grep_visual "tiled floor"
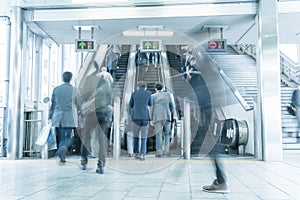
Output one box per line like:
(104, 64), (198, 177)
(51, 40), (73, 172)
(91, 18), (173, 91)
(0, 153), (300, 200)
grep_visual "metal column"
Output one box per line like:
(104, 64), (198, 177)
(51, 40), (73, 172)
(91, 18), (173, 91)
(183, 97), (191, 160)
(0, 16), (10, 157)
(113, 97), (121, 159)
(257, 1), (282, 161)
(7, 7), (24, 160)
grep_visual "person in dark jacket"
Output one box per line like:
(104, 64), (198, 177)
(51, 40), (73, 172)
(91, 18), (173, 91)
(129, 81), (152, 161)
(49, 71), (82, 163)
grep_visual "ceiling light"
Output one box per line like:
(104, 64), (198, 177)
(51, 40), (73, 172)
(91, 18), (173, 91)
(296, 32), (300, 37)
(72, 0), (128, 3)
(72, 25), (100, 31)
(137, 25), (164, 30)
(123, 30), (173, 37)
(202, 25), (229, 30)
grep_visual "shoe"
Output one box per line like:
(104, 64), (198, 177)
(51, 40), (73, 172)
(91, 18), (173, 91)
(128, 153), (134, 157)
(57, 146), (67, 162)
(80, 159), (87, 170)
(81, 164), (87, 170)
(139, 155), (145, 161)
(134, 154), (140, 159)
(96, 165), (104, 174)
(202, 179), (230, 193)
(96, 161), (105, 174)
(155, 154), (163, 158)
(59, 159), (66, 164)
(164, 153), (170, 157)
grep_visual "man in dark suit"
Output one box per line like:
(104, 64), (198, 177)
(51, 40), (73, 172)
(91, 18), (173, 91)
(150, 83), (175, 157)
(49, 71), (82, 163)
(129, 81), (152, 161)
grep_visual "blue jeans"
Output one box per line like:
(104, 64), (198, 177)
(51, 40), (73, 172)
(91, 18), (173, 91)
(154, 120), (171, 155)
(132, 120), (149, 155)
(56, 127), (74, 160)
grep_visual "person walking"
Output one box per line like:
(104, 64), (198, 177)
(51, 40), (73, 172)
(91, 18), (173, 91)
(292, 85), (300, 141)
(126, 105), (135, 157)
(150, 83), (175, 157)
(106, 44), (121, 81)
(80, 65), (113, 174)
(49, 71), (82, 163)
(202, 143), (230, 193)
(129, 81), (152, 161)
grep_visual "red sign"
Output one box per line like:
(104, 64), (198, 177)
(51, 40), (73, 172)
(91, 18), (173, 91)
(208, 41), (217, 49)
(207, 39), (227, 51)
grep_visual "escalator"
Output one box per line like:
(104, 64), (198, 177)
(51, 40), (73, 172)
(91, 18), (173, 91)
(135, 62), (163, 152)
(166, 45), (211, 155)
(112, 45), (131, 103)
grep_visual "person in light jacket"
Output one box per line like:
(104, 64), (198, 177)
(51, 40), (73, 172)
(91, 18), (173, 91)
(49, 71), (82, 163)
(150, 83), (175, 157)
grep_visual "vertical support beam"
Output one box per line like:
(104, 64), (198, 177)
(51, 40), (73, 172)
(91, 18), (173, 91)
(257, 1), (282, 161)
(7, 7), (24, 159)
(0, 16), (10, 157)
(184, 97), (191, 160)
(33, 36), (43, 104)
(113, 97), (121, 159)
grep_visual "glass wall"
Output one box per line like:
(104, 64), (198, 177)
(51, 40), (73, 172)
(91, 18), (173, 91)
(279, 44), (299, 64)
(0, 17), (10, 157)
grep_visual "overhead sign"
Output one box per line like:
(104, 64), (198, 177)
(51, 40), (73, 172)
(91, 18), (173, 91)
(207, 39), (227, 52)
(140, 39), (162, 52)
(75, 39), (96, 52)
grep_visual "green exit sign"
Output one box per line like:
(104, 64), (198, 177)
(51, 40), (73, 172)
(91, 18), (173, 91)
(140, 39), (162, 52)
(75, 39), (96, 52)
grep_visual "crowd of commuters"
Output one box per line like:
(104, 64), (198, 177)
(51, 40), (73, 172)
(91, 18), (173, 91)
(47, 45), (230, 193)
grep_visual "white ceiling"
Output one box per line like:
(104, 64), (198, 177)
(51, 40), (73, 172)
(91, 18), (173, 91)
(13, 0), (300, 45)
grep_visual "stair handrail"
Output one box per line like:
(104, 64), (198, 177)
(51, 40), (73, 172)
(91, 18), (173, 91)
(280, 52), (299, 84)
(120, 45), (137, 124)
(234, 44), (300, 85)
(191, 45), (252, 111)
(160, 50), (182, 120)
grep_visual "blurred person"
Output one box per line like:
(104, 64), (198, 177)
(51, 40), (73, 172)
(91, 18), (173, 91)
(106, 44), (121, 80)
(292, 85), (300, 141)
(126, 105), (135, 157)
(129, 81), (152, 161)
(80, 65), (113, 174)
(202, 142), (230, 193)
(150, 83), (175, 157)
(49, 71), (82, 163)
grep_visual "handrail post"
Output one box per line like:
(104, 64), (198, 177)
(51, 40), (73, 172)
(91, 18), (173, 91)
(113, 97), (121, 159)
(183, 97), (191, 160)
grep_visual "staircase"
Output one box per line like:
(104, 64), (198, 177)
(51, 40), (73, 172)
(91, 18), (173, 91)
(166, 45), (203, 154)
(209, 45), (300, 150)
(281, 85), (300, 150)
(135, 62), (163, 152)
(208, 46), (257, 108)
(136, 63), (162, 93)
(113, 45), (130, 101)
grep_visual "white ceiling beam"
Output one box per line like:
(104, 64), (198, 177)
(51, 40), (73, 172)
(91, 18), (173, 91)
(25, 2), (257, 22)
(278, 1), (300, 14)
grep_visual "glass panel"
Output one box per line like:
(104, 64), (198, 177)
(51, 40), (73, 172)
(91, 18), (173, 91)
(279, 44), (298, 63)
(25, 31), (34, 100)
